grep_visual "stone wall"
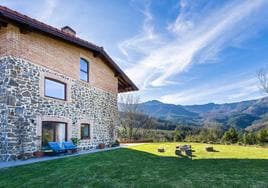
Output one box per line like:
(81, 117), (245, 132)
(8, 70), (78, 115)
(0, 56), (118, 161)
(0, 62), (8, 161)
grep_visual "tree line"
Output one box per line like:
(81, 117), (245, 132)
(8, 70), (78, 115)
(173, 126), (268, 145)
(118, 95), (268, 146)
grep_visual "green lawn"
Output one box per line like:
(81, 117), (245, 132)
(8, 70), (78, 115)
(0, 143), (268, 188)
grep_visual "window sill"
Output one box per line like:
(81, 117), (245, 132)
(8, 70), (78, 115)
(44, 95), (66, 101)
(79, 79), (91, 85)
(80, 138), (91, 141)
(42, 95), (72, 103)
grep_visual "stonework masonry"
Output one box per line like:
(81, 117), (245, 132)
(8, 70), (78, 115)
(0, 56), (118, 161)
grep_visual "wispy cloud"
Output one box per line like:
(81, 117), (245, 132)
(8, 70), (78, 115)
(118, 1), (162, 61)
(38, 0), (59, 21)
(120, 0), (267, 90)
(160, 76), (264, 105)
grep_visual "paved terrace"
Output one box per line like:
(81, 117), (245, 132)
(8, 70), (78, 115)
(0, 143), (144, 169)
(0, 147), (121, 169)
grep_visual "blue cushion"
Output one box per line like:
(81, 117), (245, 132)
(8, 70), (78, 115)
(63, 141), (77, 150)
(48, 142), (65, 152)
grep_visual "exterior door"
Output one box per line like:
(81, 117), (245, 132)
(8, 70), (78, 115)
(42, 121), (67, 147)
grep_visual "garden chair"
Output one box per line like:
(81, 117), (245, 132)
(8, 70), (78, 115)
(185, 149), (192, 159)
(63, 141), (78, 153)
(48, 142), (66, 155)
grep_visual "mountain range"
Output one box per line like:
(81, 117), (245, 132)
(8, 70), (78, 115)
(138, 97), (268, 131)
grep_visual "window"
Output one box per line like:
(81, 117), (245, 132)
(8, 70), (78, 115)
(81, 124), (90, 139)
(42, 121), (67, 147)
(44, 78), (66, 100)
(80, 58), (89, 82)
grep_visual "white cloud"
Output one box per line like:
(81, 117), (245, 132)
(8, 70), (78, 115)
(38, 0), (59, 21)
(120, 0), (266, 90)
(160, 77), (264, 105)
(118, 2), (161, 60)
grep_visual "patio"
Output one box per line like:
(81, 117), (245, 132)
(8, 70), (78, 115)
(0, 146), (120, 169)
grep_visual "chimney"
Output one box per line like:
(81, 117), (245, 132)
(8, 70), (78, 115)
(61, 26), (76, 36)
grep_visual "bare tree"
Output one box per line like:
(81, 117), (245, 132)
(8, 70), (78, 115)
(257, 68), (268, 95)
(119, 94), (155, 141)
(107, 101), (120, 143)
(107, 116), (118, 143)
(139, 116), (156, 139)
(119, 94), (140, 141)
(132, 113), (155, 140)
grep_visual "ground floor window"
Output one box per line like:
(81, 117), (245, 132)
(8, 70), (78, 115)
(81, 124), (90, 140)
(42, 121), (67, 147)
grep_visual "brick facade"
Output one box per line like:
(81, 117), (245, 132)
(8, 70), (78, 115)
(0, 24), (118, 93)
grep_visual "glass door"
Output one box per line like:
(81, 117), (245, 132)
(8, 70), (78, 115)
(42, 121), (67, 147)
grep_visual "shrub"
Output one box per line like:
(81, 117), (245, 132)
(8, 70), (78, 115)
(257, 129), (268, 145)
(222, 127), (238, 144)
(173, 130), (183, 142)
(112, 140), (120, 147)
(243, 132), (257, 145)
(71, 138), (79, 146)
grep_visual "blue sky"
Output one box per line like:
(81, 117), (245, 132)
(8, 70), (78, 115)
(2, 0), (268, 105)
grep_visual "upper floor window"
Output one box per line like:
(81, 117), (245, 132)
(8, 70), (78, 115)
(80, 58), (89, 82)
(44, 78), (66, 100)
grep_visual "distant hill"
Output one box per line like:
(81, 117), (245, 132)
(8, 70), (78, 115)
(141, 100), (198, 118)
(135, 97), (268, 131)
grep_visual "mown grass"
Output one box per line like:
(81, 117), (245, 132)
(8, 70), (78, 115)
(0, 143), (267, 188)
(129, 142), (268, 159)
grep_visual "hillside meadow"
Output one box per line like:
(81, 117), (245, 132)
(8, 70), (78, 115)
(0, 143), (267, 188)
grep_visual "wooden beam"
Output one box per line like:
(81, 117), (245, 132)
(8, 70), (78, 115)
(0, 19), (8, 30)
(118, 76), (129, 87)
(19, 24), (32, 34)
(0, 21), (7, 27)
(93, 51), (101, 58)
(118, 82), (125, 89)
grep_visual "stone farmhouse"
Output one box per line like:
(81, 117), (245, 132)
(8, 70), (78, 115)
(0, 6), (138, 161)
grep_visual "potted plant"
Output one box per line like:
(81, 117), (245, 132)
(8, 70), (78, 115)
(33, 149), (44, 158)
(71, 137), (79, 146)
(33, 137), (44, 158)
(99, 143), (105, 149)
